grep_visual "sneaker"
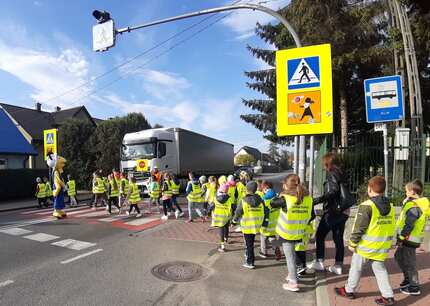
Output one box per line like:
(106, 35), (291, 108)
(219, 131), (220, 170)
(218, 244), (226, 253)
(234, 226), (242, 233)
(175, 210), (180, 219)
(400, 286), (421, 296)
(186, 219), (194, 223)
(399, 279), (410, 289)
(374, 297), (395, 306)
(242, 263), (255, 269)
(179, 212), (185, 218)
(297, 266), (307, 275)
(282, 281), (299, 292)
(126, 211), (130, 215)
(161, 215), (168, 221)
(334, 287), (355, 300)
(167, 211), (172, 217)
(258, 252), (268, 259)
(307, 260), (325, 271)
(327, 265), (342, 275)
(136, 213), (142, 218)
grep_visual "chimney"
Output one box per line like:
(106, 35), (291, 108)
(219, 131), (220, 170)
(35, 102), (41, 111)
(55, 106), (61, 112)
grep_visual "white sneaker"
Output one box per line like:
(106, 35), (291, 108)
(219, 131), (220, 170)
(136, 213), (142, 218)
(327, 265), (342, 275)
(167, 211), (172, 217)
(307, 260), (325, 271)
(179, 212), (185, 218)
(161, 215), (168, 221)
(126, 211), (130, 216)
(175, 210), (180, 219)
(234, 226), (242, 233)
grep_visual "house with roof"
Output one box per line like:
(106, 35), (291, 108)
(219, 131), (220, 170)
(0, 102), (100, 169)
(234, 146), (275, 167)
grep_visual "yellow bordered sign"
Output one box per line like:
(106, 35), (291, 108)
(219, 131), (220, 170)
(276, 44), (333, 136)
(43, 128), (58, 159)
(136, 159), (149, 172)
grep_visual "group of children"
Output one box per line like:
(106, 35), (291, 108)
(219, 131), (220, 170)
(35, 175), (77, 208)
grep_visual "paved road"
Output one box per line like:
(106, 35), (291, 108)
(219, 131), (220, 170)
(0, 172), (316, 306)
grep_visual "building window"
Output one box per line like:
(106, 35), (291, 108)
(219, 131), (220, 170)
(0, 159), (7, 170)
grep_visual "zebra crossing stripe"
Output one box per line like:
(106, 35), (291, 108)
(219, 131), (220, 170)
(0, 227), (33, 236)
(23, 233), (60, 242)
(66, 208), (95, 216)
(60, 248), (103, 264)
(98, 215), (128, 222)
(78, 211), (109, 218)
(0, 217), (55, 231)
(34, 206), (86, 216)
(51, 239), (96, 250)
(125, 217), (159, 226)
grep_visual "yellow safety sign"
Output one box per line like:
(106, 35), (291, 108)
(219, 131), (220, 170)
(135, 159), (149, 172)
(276, 44), (333, 136)
(43, 129), (58, 159)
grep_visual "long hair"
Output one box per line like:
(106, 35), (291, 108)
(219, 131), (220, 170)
(322, 152), (341, 172)
(282, 173), (308, 204)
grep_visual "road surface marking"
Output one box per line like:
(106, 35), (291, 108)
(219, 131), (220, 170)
(78, 210), (108, 218)
(22, 208), (52, 215)
(0, 227), (33, 236)
(0, 217), (55, 230)
(0, 280), (14, 288)
(23, 233), (60, 242)
(51, 239), (96, 250)
(125, 217), (159, 226)
(66, 208), (95, 216)
(98, 215), (128, 222)
(60, 248), (103, 264)
(34, 206), (87, 215)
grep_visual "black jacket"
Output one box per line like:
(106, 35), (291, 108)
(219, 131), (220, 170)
(313, 168), (344, 215)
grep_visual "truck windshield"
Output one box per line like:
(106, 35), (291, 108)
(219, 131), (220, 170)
(121, 143), (155, 160)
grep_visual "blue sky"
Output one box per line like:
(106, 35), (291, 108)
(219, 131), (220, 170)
(0, 0), (290, 152)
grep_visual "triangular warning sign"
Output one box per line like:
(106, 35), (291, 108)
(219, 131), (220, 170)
(46, 133), (54, 144)
(289, 58), (319, 86)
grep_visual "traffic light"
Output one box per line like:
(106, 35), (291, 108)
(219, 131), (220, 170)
(92, 10), (111, 23)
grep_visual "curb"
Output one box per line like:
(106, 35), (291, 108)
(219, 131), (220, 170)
(315, 272), (331, 306)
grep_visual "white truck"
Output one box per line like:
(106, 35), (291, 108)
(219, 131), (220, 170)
(120, 127), (234, 193)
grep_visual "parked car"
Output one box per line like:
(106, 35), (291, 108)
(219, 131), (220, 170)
(234, 166), (254, 180)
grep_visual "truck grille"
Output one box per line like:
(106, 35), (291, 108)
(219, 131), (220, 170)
(132, 171), (150, 181)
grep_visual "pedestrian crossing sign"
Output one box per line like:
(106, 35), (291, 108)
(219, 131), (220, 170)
(43, 129), (58, 159)
(287, 56), (320, 90)
(276, 44), (333, 136)
(136, 159), (149, 172)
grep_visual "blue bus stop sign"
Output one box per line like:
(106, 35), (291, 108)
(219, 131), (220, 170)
(364, 75), (404, 123)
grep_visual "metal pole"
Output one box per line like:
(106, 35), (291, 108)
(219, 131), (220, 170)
(309, 135), (315, 196)
(298, 135), (306, 182)
(294, 136), (299, 174)
(383, 124), (389, 196)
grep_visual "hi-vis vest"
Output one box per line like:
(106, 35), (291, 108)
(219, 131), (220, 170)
(45, 183), (53, 197)
(256, 190), (264, 199)
(128, 183), (141, 204)
(121, 178), (129, 195)
(94, 178), (106, 194)
(415, 197), (430, 217)
(236, 182), (246, 202)
(356, 200), (395, 261)
(397, 200), (427, 245)
(240, 198), (264, 234)
(162, 181), (173, 198)
(260, 197), (280, 237)
(170, 181), (180, 195)
(149, 181), (160, 199)
(187, 182), (204, 203)
(212, 196), (234, 227)
(67, 180), (76, 197)
(295, 221), (315, 251)
(37, 183), (46, 198)
(206, 183), (217, 204)
(276, 195), (312, 241)
(109, 179), (119, 197)
(228, 186), (236, 202)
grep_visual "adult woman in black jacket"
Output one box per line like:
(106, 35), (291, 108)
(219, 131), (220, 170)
(309, 153), (349, 275)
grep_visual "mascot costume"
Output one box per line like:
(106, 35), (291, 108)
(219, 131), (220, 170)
(46, 153), (67, 219)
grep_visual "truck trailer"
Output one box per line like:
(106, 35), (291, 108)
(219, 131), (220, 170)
(120, 127), (234, 192)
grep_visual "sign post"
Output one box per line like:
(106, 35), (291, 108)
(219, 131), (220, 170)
(364, 75), (404, 196)
(43, 129), (58, 159)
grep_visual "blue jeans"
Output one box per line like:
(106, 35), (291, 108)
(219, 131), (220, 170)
(188, 201), (202, 220)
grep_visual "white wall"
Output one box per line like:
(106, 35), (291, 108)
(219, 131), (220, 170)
(0, 155), (27, 169)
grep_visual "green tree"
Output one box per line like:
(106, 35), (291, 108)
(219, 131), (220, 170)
(241, 0), (389, 146)
(268, 142), (280, 162)
(235, 154), (256, 166)
(58, 118), (96, 188)
(90, 113), (151, 174)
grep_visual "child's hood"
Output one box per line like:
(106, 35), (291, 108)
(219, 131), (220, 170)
(370, 195), (391, 216)
(216, 193), (230, 203)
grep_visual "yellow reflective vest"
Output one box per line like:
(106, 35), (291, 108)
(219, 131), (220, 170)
(36, 183), (46, 198)
(121, 178), (129, 195)
(240, 198), (264, 234)
(67, 180), (76, 197)
(149, 181), (160, 199)
(276, 195), (312, 241)
(128, 183), (141, 204)
(94, 177), (106, 194)
(45, 183), (53, 197)
(260, 197), (280, 237)
(109, 179), (119, 198)
(236, 181), (247, 203)
(187, 182), (204, 203)
(162, 181), (173, 199)
(397, 199), (427, 245)
(206, 182), (217, 204)
(356, 200), (395, 261)
(170, 180), (180, 195)
(212, 196), (234, 227)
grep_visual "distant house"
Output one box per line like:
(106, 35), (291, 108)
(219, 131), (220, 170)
(0, 102), (100, 169)
(234, 146), (274, 167)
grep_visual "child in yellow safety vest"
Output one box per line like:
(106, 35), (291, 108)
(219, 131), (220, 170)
(270, 174), (312, 292)
(258, 181), (282, 260)
(170, 174), (184, 219)
(335, 176), (395, 306)
(43, 176), (53, 206)
(35, 177), (47, 208)
(186, 172), (205, 223)
(119, 172), (129, 208)
(205, 176), (218, 208)
(107, 174), (121, 214)
(208, 183), (234, 252)
(127, 177), (142, 217)
(67, 175), (78, 207)
(148, 173), (161, 214)
(92, 172), (107, 209)
(394, 179), (429, 296)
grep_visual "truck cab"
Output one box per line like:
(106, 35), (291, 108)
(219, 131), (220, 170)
(120, 128), (178, 193)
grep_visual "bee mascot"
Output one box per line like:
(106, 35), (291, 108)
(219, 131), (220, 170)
(46, 153), (67, 219)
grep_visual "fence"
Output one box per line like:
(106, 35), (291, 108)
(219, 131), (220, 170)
(0, 169), (49, 201)
(314, 133), (430, 202)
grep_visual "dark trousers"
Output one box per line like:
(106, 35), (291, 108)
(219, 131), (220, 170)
(171, 196), (182, 213)
(37, 198), (46, 207)
(162, 199), (173, 216)
(296, 250), (307, 267)
(219, 222), (230, 243)
(316, 215), (346, 264)
(244, 233), (256, 265)
(395, 244), (419, 287)
(108, 196), (120, 213)
(129, 204), (140, 214)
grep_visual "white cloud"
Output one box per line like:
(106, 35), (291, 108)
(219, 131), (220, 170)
(201, 99), (237, 131)
(222, 0), (290, 40)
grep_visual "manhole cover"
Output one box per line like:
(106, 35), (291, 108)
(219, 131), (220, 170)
(151, 261), (207, 282)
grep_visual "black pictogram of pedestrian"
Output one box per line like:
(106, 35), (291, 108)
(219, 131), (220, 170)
(299, 63), (311, 83)
(300, 97), (314, 121)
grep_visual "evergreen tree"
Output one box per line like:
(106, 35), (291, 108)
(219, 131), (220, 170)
(268, 142), (280, 162)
